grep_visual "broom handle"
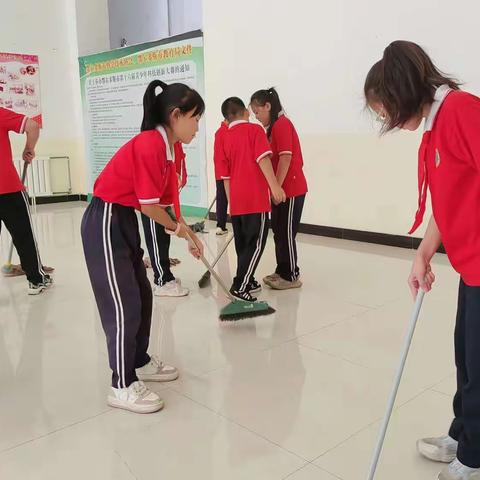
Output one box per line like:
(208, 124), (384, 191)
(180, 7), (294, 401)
(210, 234), (233, 270)
(366, 289), (425, 480)
(203, 196), (217, 221)
(185, 230), (236, 301)
(7, 163), (29, 263)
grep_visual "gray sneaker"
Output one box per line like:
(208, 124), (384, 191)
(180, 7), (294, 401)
(263, 273), (280, 285)
(438, 459), (480, 479)
(418, 435), (458, 463)
(266, 276), (303, 290)
(136, 355), (179, 382)
(108, 381), (164, 414)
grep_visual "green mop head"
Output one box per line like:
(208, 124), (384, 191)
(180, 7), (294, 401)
(219, 300), (275, 321)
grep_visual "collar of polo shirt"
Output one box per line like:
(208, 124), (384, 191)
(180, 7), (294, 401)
(424, 84), (453, 132)
(228, 120), (248, 129)
(156, 125), (174, 161)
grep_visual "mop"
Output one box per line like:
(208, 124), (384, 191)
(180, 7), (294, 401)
(189, 196), (216, 233)
(198, 234), (234, 288)
(366, 290), (426, 479)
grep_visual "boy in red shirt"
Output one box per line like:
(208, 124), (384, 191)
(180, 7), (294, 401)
(217, 97), (286, 302)
(0, 107), (52, 294)
(365, 41), (480, 479)
(213, 119), (229, 235)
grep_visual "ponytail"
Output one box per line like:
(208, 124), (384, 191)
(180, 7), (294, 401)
(141, 79), (205, 132)
(250, 86), (284, 137)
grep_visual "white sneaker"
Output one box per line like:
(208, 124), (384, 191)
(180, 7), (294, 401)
(418, 435), (458, 463)
(154, 280), (189, 297)
(107, 381), (164, 414)
(137, 355), (179, 382)
(216, 227), (228, 236)
(28, 275), (54, 295)
(438, 459), (480, 479)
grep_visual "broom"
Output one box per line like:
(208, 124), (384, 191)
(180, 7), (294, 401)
(194, 243), (275, 321)
(189, 196), (216, 233)
(165, 206), (274, 321)
(198, 234), (234, 288)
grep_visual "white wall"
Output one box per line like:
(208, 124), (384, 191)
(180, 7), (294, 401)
(0, 0), (87, 194)
(76, 0), (110, 56)
(203, 0), (480, 236)
(108, 0), (169, 49)
(169, 0), (203, 36)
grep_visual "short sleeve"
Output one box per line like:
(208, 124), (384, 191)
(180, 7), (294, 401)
(133, 134), (167, 205)
(0, 107), (27, 133)
(272, 118), (293, 155)
(452, 96), (480, 171)
(253, 126), (273, 163)
(214, 130), (230, 178)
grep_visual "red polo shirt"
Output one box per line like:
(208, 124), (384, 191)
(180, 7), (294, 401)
(213, 121), (228, 181)
(0, 108), (27, 194)
(94, 126), (176, 213)
(270, 115), (308, 198)
(219, 121), (272, 216)
(409, 86), (480, 286)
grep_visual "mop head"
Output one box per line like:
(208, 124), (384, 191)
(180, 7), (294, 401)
(189, 221), (206, 233)
(2, 264), (54, 277)
(2, 263), (24, 277)
(198, 270), (211, 288)
(219, 300), (275, 321)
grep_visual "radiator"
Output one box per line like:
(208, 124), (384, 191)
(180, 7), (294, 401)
(13, 156), (71, 197)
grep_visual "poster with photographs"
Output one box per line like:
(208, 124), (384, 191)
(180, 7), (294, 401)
(0, 52), (42, 127)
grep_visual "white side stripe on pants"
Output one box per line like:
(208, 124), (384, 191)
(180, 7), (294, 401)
(149, 218), (164, 286)
(102, 203), (126, 389)
(239, 212), (266, 293)
(20, 190), (46, 281)
(287, 197), (296, 281)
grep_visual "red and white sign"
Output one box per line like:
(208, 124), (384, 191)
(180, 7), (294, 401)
(0, 52), (42, 126)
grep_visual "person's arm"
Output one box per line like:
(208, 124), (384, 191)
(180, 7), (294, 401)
(140, 205), (203, 258)
(223, 178), (230, 203)
(258, 155), (286, 205)
(408, 215), (442, 298)
(276, 153), (292, 186)
(23, 119), (40, 163)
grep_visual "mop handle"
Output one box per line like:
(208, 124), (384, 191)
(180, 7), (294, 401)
(366, 289), (425, 480)
(7, 163), (29, 263)
(209, 234), (234, 270)
(203, 196), (217, 221)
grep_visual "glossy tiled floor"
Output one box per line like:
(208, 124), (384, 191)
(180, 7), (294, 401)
(0, 202), (459, 479)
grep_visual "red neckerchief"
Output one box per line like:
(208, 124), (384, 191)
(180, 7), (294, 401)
(408, 131), (430, 234)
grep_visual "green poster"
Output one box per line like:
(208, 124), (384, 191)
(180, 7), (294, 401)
(78, 31), (206, 213)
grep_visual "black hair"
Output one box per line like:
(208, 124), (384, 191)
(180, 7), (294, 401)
(141, 80), (205, 131)
(221, 97), (247, 122)
(364, 40), (460, 133)
(250, 87), (283, 137)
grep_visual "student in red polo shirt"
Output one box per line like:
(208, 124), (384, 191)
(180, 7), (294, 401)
(250, 88), (308, 290)
(218, 97), (286, 302)
(0, 108), (52, 294)
(81, 80), (204, 414)
(141, 140), (190, 297)
(213, 118), (229, 235)
(365, 40), (480, 480)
